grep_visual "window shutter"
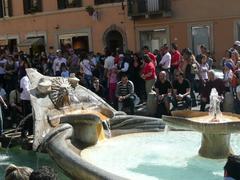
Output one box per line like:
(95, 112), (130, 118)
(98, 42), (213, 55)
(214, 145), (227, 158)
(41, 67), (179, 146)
(8, 0), (13, 16)
(37, 0), (42, 11)
(23, 0), (30, 14)
(75, 0), (81, 7)
(0, 1), (3, 18)
(58, 0), (66, 9)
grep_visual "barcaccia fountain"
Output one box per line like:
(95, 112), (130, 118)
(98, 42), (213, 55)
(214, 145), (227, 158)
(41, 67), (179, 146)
(26, 68), (164, 179)
(24, 68), (240, 179)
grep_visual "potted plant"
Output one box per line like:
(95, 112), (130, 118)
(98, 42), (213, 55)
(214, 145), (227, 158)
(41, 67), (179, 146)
(85, 5), (95, 16)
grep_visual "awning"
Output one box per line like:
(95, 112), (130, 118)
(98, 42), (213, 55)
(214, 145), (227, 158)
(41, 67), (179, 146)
(0, 39), (8, 46)
(18, 38), (44, 47)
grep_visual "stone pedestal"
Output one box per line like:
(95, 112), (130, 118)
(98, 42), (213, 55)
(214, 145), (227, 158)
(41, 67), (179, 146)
(147, 91), (157, 116)
(199, 133), (232, 159)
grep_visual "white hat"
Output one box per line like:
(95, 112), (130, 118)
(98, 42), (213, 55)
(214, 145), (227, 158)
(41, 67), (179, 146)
(119, 54), (124, 58)
(234, 41), (240, 46)
(56, 49), (62, 53)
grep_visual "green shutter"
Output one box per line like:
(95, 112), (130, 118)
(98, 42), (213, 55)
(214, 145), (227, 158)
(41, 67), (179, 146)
(75, 0), (81, 7)
(0, 1), (3, 18)
(23, 0), (30, 14)
(8, 0), (13, 16)
(58, 0), (66, 9)
(37, 0), (42, 12)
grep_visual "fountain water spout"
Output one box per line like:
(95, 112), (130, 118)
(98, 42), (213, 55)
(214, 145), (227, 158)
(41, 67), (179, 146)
(209, 88), (222, 122)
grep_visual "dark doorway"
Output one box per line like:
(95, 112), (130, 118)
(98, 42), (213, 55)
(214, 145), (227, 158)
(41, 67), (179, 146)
(8, 39), (17, 53)
(105, 30), (123, 53)
(72, 36), (89, 54)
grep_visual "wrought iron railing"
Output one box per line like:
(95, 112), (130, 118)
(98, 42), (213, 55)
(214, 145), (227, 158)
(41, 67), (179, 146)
(128, 0), (171, 17)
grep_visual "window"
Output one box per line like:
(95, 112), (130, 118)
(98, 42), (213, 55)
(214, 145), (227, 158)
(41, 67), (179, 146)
(95, 0), (123, 5)
(140, 28), (169, 51)
(191, 25), (211, 55)
(0, 0), (13, 18)
(236, 22), (240, 41)
(23, 0), (42, 14)
(57, 0), (81, 9)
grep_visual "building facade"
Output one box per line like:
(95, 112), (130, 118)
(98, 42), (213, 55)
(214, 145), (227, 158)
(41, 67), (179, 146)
(0, 0), (240, 62)
(0, 0), (135, 54)
(129, 0), (240, 62)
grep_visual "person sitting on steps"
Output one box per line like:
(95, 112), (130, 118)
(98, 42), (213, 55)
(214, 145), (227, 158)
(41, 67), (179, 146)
(154, 71), (172, 117)
(116, 73), (135, 115)
(172, 72), (192, 110)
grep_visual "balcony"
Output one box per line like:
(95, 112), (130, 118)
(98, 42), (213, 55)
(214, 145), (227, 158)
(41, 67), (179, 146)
(94, 0), (123, 5)
(128, 0), (171, 18)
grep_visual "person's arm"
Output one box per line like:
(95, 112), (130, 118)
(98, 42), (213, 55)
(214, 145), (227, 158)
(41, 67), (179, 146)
(52, 59), (56, 75)
(182, 88), (191, 97)
(115, 83), (120, 99)
(0, 96), (7, 109)
(237, 89), (240, 101)
(120, 62), (129, 72)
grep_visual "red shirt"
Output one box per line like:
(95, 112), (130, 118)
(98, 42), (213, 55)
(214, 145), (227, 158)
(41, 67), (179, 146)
(143, 62), (156, 80)
(146, 52), (157, 66)
(171, 50), (181, 68)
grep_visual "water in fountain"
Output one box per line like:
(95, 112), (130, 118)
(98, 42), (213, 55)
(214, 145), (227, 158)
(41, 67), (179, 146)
(102, 120), (111, 138)
(5, 113), (32, 154)
(209, 88), (222, 122)
(82, 131), (240, 180)
(0, 147), (69, 179)
(164, 125), (169, 135)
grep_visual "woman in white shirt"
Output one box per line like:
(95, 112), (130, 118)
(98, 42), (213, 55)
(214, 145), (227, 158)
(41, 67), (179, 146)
(80, 54), (93, 89)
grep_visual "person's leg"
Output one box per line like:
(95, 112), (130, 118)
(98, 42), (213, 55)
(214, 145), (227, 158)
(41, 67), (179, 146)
(200, 100), (207, 112)
(122, 98), (135, 115)
(183, 95), (192, 109)
(171, 96), (178, 110)
(0, 107), (3, 135)
(163, 96), (171, 115)
(118, 101), (123, 111)
(21, 100), (33, 137)
(145, 79), (156, 97)
(234, 99), (240, 114)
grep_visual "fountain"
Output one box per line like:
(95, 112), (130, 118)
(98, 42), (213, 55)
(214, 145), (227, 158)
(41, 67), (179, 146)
(162, 88), (240, 159)
(14, 68), (240, 179)
(25, 68), (164, 179)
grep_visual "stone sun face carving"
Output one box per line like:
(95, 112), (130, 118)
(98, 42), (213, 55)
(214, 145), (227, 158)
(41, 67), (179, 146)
(49, 77), (73, 109)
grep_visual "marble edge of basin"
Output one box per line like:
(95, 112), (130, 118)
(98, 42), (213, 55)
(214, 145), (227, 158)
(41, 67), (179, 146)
(162, 110), (240, 134)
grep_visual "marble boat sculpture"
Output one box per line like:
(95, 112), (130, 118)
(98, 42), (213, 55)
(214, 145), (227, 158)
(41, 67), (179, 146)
(26, 68), (164, 179)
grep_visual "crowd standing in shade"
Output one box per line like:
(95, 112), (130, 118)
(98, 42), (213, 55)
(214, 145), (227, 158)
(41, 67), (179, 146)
(0, 41), (240, 136)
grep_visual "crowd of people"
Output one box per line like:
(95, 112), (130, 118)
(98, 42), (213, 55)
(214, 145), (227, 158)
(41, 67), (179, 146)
(0, 40), (240, 136)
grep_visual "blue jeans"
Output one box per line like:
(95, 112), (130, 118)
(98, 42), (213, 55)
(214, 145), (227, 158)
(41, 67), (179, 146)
(84, 74), (92, 89)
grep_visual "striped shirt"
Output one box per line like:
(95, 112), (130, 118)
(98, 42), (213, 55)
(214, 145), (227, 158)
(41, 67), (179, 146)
(116, 80), (134, 97)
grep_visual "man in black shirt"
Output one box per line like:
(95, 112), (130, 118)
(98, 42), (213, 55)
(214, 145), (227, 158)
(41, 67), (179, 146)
(155, 71), (172, 117)
(172, 72), (192, 110)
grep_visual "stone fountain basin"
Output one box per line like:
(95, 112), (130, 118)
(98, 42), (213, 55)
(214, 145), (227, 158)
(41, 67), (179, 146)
(163, 110), (240, 159)
(163, 111), (240, 134)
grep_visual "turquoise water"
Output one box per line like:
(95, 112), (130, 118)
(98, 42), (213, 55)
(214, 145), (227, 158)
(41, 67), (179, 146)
(0, 147), (70, 180)
(82, 131), (240, 180)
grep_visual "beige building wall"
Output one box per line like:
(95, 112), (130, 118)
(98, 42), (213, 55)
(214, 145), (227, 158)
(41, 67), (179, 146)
(134, 0), (240, 61)
(0, 1), (135, 53)
(1, 0), (240, 61)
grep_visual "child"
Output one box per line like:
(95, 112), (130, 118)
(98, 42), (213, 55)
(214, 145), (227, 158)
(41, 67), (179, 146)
(108, 64), (118, 107)
(60, 63), (69, 78)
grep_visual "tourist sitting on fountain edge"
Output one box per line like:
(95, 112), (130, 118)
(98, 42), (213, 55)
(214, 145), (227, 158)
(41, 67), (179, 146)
(172, 72), (192, 110)
(200, 70), (225, 112)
